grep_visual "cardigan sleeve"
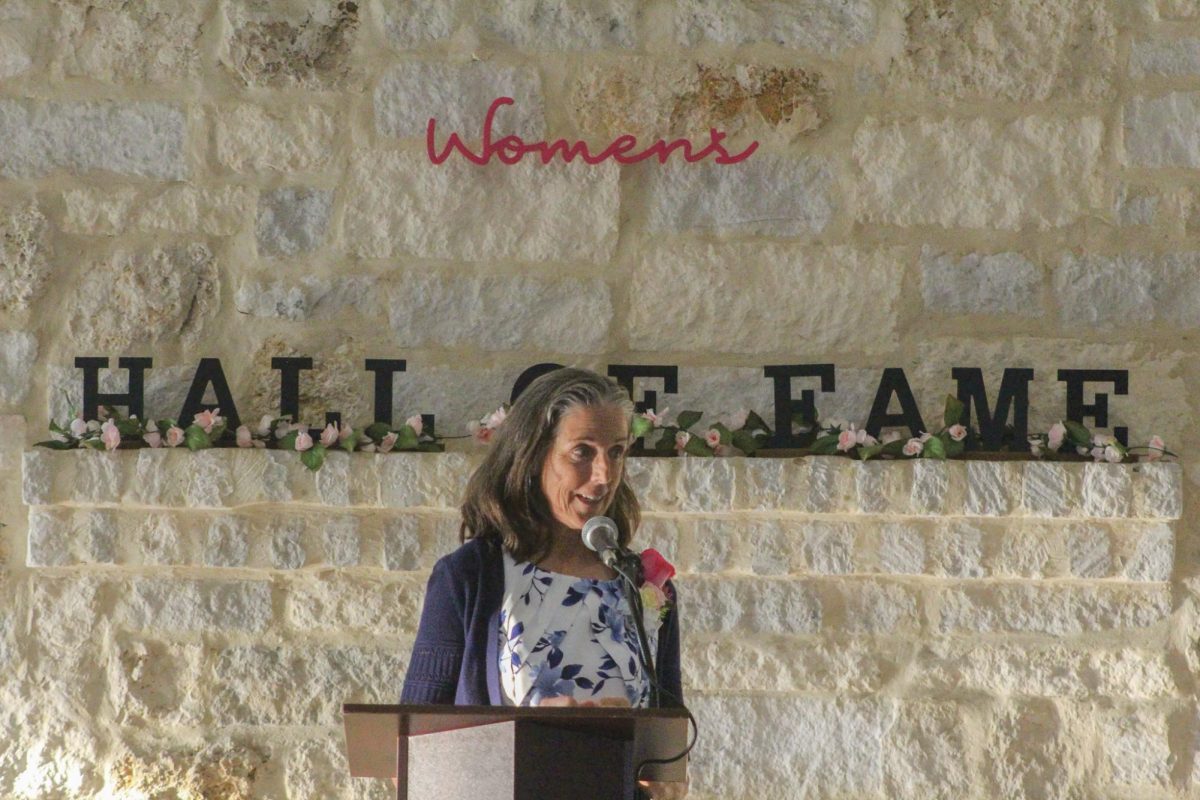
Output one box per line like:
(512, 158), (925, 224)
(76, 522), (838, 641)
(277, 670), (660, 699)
(655, 579), (683, 707)
(401, 555), (467, 704)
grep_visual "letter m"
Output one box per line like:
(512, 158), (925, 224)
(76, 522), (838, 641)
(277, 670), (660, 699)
(951, 367), (1035, 451)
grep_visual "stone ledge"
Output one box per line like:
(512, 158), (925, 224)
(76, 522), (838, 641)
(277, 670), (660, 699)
(21, 450), (1183, 520)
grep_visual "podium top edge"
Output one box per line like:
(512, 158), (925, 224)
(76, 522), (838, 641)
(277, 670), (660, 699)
(343, 703), (689, 719)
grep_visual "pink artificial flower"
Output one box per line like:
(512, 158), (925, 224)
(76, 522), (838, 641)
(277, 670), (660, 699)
(903, 438), (924, 457)
(641, 548), (676, 589)
(837, 429), (857, 452)
(379, 431), (399, 453)
(70, 416), (88, 437)
(642, 407), (669, 427)
(1047, 422), (1066, 450)
(319, 423), (338, 447)
(674, 430), (691, 451)
(705, 428), (721, 448)
(236, 425), (254, 448)
(1028, 439), (1042, 458)
(97, 405), (109, 421)
(338, 421), (354, 442)
(469, 420), (493, 445)
(274, 421), (292, 439)
(257, 414), (275, 437)
(142, 429), (161, 448)
(193, 408), (221, 434)
(855, 428), (878, 447)
(405, 415), (423, 436)
(1104, 445), (1123, 464)
(100, 420), (121, 451)
(1147, 435), (1166, 462)
(294, 430), (313, 452)
(486, 406), (507, 429)
(947, 424), (967, 442)
(166, 426), (185, 447)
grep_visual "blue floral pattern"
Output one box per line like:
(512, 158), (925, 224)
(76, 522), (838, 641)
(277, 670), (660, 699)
(498, 551), (657, 707)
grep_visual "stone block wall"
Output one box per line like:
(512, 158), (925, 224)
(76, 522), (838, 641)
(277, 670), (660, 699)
(1, 0), (1199, 798)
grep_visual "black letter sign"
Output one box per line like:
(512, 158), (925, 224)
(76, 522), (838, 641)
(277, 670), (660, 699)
(951, 367), (1034, 451)
(178, 358), (240, 430)
(76, 356), (152, 420)
(1058, 369), (1129, 446)
(364, 359), (407, 426)
(865, 368), (925, 439)
(763, 364), (835, 448)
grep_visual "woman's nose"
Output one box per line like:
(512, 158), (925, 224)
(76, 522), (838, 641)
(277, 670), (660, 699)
(591, 455), (611, 485)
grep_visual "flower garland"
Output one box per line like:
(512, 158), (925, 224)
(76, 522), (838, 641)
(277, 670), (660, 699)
(37, 406), (443, 471)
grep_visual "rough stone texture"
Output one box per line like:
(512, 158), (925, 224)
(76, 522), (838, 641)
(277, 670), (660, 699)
(1022, 461), (1071, 517)
(256, 187), (333, 257)
(643, 154), (834, 236)
(215, 104), (335, 173)
(1055, 252), (1200, 328)
(205, 516), (249, 567)
(965, 461), (1015, 516)
(1135, 462), (1182, 518)
(1124, 93), (1200, 167)
(886, 0), (1116, 102)
(220, 0), (359, 89)
(0, 201), (49, 311)
(0, 100), (186, 178)
(684, 577), (821, 635)
(62, 185), (255, 236)
(386, 272), (612, 353)
(65, 243), (218, 349)
(321, 516), (359, 566)
(920, 247), (1043, 316)
(380, 0), (454, 46)
(572, 62), (829, 143)
(986, 699), (1093, 799)
(375, 61), (543, 140)
(853, 116), (1104, 229)
(475, 0), (638, 49)
(674, 0), (876, 54)
(629, 243), (902, 354)
(50, 0), (205, 83)
(1131, 37), (1200, 77)
(0, 330), (36, 406)
(1066, 525), (1111, 578)
(0, 31), (30, 77)
(287, 574), (422, 635)
(938, 584), (1171, 635)
(1102, 710), (1172, 787)
(1082, 463), (1132, 518)
(46, 364), (195, 429)
(234, 275), (380, 320)
(884, 703), (971, 800)
(1123, 524), (1174, 582)
(344, 150), (619, 263)
(118, 579), (272, 633)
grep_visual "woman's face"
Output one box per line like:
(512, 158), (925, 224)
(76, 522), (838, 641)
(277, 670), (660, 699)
(540, 404), (629, 533)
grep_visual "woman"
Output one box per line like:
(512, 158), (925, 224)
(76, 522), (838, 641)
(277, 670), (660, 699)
(401, 367), (682, 709)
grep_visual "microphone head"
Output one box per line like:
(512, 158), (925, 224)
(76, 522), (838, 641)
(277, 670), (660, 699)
(581, 516), (619, 553)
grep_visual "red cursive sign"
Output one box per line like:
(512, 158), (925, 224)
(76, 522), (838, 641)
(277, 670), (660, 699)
(427, 97), (758, 167)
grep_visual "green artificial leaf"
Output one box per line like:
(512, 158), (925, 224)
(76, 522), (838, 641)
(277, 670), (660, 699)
(1064, 420), (1091, 447)
(676, 410), (702, 431)
(881, 439), (907, 457)
(209, 422), (227, 442)
(745, 410), (772, 434)
(791, 409), (814, 432)
(184, 424), (211, 451)
(301, 444), (326, 472)
(340, 431), (361, 453)
(710, 422), (732, 445)
(116, 418), (142, 437)
(48, 420), (67, 435)
(101, 405), (121, 421)
(82, 438), (107, 451)
(731, 429), (761, 455)
(684, 436), (712, 457)
(943, 394), (965, 429)
(859, 444), (884, 461)
(654, 428), (678, 453)
(924, 436), (947, 460)
(811, 434), (840, 455)
(365, 422), (391, 442)
(278, 431), (299, 451)
(944, 437), (965, 458)
(395, 425), (420, 450)
(630, 415), (653, 441)
(34, 440), (76, 450)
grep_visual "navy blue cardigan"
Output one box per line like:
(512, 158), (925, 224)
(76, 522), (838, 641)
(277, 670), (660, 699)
(401, 537), (683, 706)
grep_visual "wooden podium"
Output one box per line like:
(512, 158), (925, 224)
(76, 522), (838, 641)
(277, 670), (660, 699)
(343, 703), (689, 800)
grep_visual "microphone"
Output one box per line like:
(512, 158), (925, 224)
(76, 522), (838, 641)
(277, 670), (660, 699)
(581, 515), (622, 569)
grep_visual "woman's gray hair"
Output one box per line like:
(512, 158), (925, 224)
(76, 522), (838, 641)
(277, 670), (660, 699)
(460, 367), (640, 562)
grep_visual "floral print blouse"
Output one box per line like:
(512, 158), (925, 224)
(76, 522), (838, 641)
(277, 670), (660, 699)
(498, 551), (657, 707)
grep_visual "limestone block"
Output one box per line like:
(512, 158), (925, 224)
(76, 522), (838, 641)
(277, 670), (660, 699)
(920, 247), (1043, 316)
(1124, 93), (1200, 167)
(806, 456), (855, 513)
(387, 272), (612, 353)
(910, 459), (949, 514)
(744, 520), (793, 576)
(381, 0), (454, 46)
(136, 513), (183, 566)
(683, 576), (821, 635)
(0, 31), (29, 77)
(1102, 710), (1172, 787)
(683, 637), (882, 693)
(211, 644), (405, 726)
(840, 581), (921, 634)
(118, 578), (272, 633)
(269, 516), (306, 570)
(690, 519), (735, 573)
(256, 186), (332, 257)
(884, 703), (971, 800)
(286, 574), (424, 635)
(635, 516), (682, 567)
(1114, 183), (1161, 226)
(624, 457), (680, 513)
(28, 576), (101, 657)
(1081, 463), (1132, 518)
(0, 200), (48, 311)
(1131, 37), (1200, 77)
(0, 100), (185, 178)
(220, 0), (359, 89)
(107, 637), (205, 726)
(965, 461), (1016, 516)
(84, 509), (117, 563)
(929, 522), (985, 578)
(853, 116), (1104, 229)
(322, 516), (360, 567)
(886, 0), (1115, 102)
(643, 155), (834, 236)
(802, 520), (854, 575)
(65, 243), (217, 349)
(985, 699), (1094, 799)
(63, 185), (255, 236)
(204, 515), (248, 567)
(382, 515), (423, 571)
(678, 457), (735, 512)
(344, 150), (618, 263)
(1065, 524), (1112, 578)
(47, 364), (195, 425)
(215, 103), (334, 173)
(375, 61), (542, 140)
(854, 459), (907, 514)
(475, 0), (637, 48)
(1022, 461), (1072, 517)
(234, 275), (381, 320)
(108, 740), (267, 800)
(72, 451), (123, 504)
(314, 451), (350, 506)
(27, 507), (70, 567)
(182, 450), (235, 508)
(1122, 524), (1174, 582)
(21, 449), (50, 506)
(1133, 462), (1182, 518)
(50, 0), (204, 83)
(380, 452), (469, 509)
(1055, 253), (1200, 328)
(937, 584), (1170, 635)
(740, 457), (806, 511)
(674, 0), (876, 53)
(629, 244), (902, 355)
(878, 523), (926, 575)
(284, 735), (364, 800)
(688, 695), (887, 797)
